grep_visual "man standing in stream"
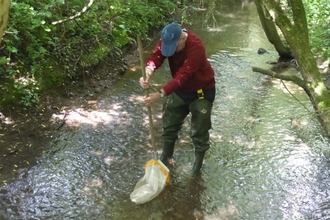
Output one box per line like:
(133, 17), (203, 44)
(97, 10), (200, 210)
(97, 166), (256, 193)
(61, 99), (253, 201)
(139, 22), (216, 176)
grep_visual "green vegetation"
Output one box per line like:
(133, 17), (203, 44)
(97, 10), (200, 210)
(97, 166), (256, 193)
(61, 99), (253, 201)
(0, 0), (185, 107)
(304, 0), (330, 58)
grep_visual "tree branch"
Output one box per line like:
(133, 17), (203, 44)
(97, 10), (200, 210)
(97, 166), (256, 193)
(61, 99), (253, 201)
(51, 0), (94, 25)
(252, 66), (308, 90)
(254, 0), (292, 57)
(261, 0), (294, 34)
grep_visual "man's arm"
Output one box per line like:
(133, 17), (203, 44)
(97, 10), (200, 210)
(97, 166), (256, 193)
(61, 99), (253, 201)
(145, 39), (166, 72)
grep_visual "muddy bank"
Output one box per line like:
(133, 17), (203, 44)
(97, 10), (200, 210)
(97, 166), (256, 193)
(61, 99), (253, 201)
(0, 47), (140, 185)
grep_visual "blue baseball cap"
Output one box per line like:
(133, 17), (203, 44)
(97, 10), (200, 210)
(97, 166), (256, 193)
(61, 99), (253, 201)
(161, 22), (182, 57)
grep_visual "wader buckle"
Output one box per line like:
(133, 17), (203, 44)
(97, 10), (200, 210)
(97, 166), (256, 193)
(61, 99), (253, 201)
(197, 89), (204, 99)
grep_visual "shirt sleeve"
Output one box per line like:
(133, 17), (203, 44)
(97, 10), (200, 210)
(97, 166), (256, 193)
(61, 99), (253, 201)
(145, 39), (166, 71)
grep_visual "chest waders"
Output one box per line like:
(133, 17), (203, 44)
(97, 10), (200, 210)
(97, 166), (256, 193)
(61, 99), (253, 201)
(160, 90), (213, 175)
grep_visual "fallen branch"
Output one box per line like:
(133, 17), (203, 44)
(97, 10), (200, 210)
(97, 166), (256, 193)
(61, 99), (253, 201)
(56, 113), (67, 130)
(252, 66), (308, 90)
(52, 0), (94, 25)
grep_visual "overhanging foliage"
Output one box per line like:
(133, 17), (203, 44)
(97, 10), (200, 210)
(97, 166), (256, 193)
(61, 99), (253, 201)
(0, 0), (180, 107)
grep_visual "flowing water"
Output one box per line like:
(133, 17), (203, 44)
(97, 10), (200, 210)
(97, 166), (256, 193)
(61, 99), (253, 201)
(1, 1), (330, 220)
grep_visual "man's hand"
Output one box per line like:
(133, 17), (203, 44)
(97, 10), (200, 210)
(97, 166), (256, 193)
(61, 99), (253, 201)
(139, 77), (150, 89)
(143, 92), (161, 106)
(139, 67), (154, 89)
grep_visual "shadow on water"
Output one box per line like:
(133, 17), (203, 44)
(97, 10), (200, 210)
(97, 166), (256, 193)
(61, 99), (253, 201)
(1, 1), (330, 219)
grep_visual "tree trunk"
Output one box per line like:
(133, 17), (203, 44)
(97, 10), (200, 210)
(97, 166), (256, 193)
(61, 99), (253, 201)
(253, 0), (330, 136)
(0, 0), (11, 46)
(254, 0), (292, 58)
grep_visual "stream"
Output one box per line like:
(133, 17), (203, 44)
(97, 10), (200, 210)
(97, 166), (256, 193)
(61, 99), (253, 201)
(1, 1), (330, 220)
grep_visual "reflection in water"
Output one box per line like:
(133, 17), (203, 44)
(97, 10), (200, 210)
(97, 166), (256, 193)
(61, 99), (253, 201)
(1, 1), (330, 220)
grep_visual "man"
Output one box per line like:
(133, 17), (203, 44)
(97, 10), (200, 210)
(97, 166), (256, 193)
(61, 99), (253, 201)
(139, 22), (215, 176)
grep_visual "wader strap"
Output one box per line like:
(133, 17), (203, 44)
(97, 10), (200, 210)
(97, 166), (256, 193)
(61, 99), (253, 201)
(197, 89), (204, 99)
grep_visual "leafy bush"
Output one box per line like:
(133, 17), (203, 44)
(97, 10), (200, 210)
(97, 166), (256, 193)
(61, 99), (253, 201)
(0, 0), (180, 107)
(304, 0), (330, 58)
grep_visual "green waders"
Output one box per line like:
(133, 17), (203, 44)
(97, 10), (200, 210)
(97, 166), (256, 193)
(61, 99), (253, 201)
(161, 92), (213, 175)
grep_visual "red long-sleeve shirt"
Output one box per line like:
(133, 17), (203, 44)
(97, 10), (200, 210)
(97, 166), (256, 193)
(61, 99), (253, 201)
(146, 29), (215, 96)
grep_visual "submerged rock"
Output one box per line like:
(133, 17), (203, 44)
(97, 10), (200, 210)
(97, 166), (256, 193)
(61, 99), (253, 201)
(257, 48), (269, 54)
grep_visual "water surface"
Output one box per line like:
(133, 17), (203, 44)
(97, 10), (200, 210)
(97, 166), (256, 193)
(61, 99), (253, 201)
(1, 1), (330, 220)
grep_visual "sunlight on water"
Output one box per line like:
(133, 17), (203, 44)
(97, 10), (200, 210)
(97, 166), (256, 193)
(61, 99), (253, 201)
(1, 1), (330, 220)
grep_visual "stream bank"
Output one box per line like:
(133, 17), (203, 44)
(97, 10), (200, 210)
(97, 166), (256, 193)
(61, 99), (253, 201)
(0, 46), (141, 185)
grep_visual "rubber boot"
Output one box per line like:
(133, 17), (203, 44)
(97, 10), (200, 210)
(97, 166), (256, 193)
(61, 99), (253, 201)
(191, 151), (206, 176)
(160, 141), (175, 165)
